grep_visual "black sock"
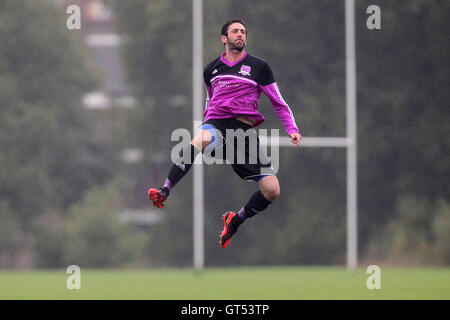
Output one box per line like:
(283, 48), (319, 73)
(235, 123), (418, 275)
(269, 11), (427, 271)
(242, 190), (272, 219)
(167, 144), (199, 188)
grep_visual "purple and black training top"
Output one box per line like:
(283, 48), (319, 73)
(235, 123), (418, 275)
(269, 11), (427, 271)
(203, 51), (299, 135)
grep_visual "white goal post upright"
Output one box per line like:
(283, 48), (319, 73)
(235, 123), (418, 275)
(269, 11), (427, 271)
(192, 0), (357, 271)
(192, 0), (204, 271)
(345, 0), (358, 272)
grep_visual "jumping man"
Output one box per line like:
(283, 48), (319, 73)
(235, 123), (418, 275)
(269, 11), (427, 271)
(148, 19), (302, 248)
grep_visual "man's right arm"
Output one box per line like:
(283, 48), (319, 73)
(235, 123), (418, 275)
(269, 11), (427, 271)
(204, 84), (212, 110)
(203, 67), (213, 110)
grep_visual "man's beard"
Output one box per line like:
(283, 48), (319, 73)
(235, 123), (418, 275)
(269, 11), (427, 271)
(227, 37), (245, 51)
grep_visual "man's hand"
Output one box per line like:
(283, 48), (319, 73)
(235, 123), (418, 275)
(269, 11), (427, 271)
(289, 132), (302, 146)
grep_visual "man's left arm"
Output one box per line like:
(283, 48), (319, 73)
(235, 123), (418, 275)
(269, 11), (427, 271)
(258, 62), (302, 146)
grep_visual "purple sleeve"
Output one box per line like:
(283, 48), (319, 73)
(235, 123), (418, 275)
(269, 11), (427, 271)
(260, 82), (299, 135)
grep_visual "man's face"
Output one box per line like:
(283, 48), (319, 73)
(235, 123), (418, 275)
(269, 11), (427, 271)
(221, 22), (247, 51)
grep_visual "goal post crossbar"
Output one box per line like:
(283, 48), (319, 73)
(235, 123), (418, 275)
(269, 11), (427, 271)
(259, 136), (353, 148)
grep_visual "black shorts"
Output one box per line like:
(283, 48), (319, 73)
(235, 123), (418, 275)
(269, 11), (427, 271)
(201, 118), (275, 181)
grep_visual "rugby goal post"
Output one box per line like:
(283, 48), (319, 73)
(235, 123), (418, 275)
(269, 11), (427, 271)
(192, 0), (357, 271)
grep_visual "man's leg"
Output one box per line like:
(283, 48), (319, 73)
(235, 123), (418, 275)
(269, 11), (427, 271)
(167, 129), (212, 188)
(220, 121), (280, 248)
(220, 175), (279, 248)
(148, 129), (212, 208)
(257, 175), (281, 202)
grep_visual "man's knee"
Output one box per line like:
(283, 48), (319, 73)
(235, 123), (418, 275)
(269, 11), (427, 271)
(262, 183), (280, 202)
(258, 175), (280, 202)
(191, 129), (212, 151)
(267, 186), (280, 202)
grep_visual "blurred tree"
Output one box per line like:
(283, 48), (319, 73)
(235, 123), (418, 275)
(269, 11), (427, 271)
(432, 200), (450, 265)
(64, 181), (149, 267)
(116, 0), (192, 153)
(32, 209), (67, 268)
(0, 0), (118, 265)
(116, 0), (194, 267)
(0, 201), (23, 267)
(356, 0), (450, 258)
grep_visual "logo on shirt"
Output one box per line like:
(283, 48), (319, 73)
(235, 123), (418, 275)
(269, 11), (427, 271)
(212, 69), (218, 74)
(238, 65), (251, 76)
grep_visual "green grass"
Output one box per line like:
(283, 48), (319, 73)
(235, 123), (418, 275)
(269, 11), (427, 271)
(0, 267), (449, 299)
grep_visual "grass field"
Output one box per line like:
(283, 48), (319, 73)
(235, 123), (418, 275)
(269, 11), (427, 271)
(0, 267), (449, 300)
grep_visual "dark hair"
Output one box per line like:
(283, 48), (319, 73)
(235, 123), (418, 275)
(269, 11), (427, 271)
(221, 18), (246, 36)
